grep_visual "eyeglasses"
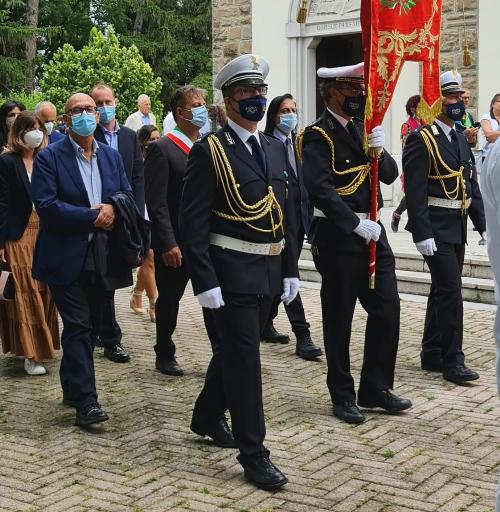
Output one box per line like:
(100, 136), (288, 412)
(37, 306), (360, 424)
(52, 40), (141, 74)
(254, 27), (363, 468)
(65, 106), (97, 116)
(233, 86), (268, 97)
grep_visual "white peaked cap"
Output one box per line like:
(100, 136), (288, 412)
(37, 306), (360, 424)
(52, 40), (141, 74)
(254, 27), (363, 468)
(215, 54), (270, 91)
(440, 70), (465, 94)
(317, 62), (364, 82)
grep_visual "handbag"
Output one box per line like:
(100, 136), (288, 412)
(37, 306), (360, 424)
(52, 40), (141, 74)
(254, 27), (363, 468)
(0, 261), (15, 301)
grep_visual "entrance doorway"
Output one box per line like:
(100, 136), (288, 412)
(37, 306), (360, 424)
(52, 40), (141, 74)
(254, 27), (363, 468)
(315, 34), (363, 116)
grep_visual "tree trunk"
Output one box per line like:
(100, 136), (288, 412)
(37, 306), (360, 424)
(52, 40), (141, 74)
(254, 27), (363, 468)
(132, 0), (146, 36)
(25, 0), (39, 92)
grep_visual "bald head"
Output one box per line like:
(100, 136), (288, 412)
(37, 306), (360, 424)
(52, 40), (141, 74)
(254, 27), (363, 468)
(64, 93), (96, 114)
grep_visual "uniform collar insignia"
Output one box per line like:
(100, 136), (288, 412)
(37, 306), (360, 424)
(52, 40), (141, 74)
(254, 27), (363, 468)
(224, 131), (236, 145)
(327, 118), (334, 130)
(431, 124), (439, 136)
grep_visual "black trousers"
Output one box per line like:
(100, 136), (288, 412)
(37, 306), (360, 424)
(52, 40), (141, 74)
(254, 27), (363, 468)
(50, 272), (107, 409)
(264, 227), (310, 339)
(154, 252), (220, 360)
(422, 241), (465, 370)
(395, 195), (407, 216)
(313, 235), (400, 403)
(192, 293), (272, 461)
(96, 292), (122, 348)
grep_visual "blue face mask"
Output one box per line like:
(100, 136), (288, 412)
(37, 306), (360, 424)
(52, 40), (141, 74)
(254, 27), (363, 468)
(190, 105), (209, 128)
(71, 112), (97, 137)
(98, 106), (116, 124)
(444, 100), (466, 122)
(277, 113), (298, 134)
(237, 96), (267, 122)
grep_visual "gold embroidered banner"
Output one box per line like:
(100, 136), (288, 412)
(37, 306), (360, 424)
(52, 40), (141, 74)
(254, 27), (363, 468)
(361, 0), (443, 132)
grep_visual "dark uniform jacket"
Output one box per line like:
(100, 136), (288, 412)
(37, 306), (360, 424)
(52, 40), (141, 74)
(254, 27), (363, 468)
(94, 123), (145, 215)
(403, 122), (473, 245)
(302, 109), (398, 251)
(144, 136), (188, 253)
(179, 124), (299, 297)
(0, 152), (33, 249)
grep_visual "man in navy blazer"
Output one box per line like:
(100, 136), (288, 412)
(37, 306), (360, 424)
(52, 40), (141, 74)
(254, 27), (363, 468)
(35, 101), (66, 145)
(90, 84), (145, 364)
(31, 93), (132, 427)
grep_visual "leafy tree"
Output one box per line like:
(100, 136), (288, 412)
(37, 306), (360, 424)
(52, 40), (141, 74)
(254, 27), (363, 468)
(40, 26), (163, 121)
(93, 0), (212, 108)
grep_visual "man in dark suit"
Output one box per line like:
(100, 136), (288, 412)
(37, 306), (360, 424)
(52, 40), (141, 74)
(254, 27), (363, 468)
(35, 101), (65, 144)
(89, 83), (145, 364)
(302, 63), (412, 425)
(261, 94), (322, 360)
(145, 85), (220, 377)
(180, 54), (299, 490)
(403, 70), (480, 384)
(31, 93), (132, 427)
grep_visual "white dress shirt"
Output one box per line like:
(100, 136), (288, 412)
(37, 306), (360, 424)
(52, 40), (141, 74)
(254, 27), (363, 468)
(227, 118), (261, 154)
(434, 118), (456, 142)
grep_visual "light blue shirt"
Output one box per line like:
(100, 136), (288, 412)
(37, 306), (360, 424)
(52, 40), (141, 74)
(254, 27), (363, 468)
(140, 112), (152, 126)
(68, 136), (102, 206)
(102, 121), (120, 151)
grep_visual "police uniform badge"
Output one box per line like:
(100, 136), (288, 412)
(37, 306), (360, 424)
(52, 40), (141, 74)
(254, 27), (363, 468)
(224, 131), (236, 145)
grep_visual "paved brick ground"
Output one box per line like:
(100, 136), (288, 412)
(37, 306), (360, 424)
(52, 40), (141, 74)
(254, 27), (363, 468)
(0, 286), (499, 511)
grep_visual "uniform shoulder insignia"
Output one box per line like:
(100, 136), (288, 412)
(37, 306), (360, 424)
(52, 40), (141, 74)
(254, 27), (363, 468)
(223, 130), (236, 145)
(199, 131), (216, 142)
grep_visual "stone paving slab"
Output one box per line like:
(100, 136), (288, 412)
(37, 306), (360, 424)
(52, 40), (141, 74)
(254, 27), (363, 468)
(0, 286), (499, 512)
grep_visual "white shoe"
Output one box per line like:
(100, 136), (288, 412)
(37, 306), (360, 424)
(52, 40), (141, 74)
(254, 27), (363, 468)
(24, 359), (46, 376)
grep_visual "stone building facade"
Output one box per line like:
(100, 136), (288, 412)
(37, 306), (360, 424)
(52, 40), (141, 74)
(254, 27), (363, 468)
(212, 0), (481, 112)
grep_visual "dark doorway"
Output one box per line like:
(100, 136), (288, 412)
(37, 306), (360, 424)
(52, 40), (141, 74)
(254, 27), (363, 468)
(315, 34), (363, 116)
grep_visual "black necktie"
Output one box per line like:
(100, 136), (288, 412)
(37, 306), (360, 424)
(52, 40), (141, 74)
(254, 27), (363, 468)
(247, 135), (267, 173)
(346, 120), (361, 146)
(450, 129), (460, 154)
(285, 138), (297, 177)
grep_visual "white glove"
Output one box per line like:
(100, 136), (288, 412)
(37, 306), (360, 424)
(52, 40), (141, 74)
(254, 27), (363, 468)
(368, 125), (385, 150)
(415, 238), (437, 256)
(197, 287), (225, 309)
(354, 219), (381, 243)
(281, 277), (300, 305)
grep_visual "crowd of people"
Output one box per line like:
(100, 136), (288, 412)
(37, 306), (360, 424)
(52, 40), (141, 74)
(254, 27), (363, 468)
(0, 56), (499, 493)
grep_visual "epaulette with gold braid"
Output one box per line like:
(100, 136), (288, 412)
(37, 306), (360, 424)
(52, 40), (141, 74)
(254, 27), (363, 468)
(419, 127), (467, 211)
(205, 134), (284, 236)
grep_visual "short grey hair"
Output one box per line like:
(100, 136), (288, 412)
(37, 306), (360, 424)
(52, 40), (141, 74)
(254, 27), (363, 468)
(35, 101), (57, 113)
(137, 94), (151, 105)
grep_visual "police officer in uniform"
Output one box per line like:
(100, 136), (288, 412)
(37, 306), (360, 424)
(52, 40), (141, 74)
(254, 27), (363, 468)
(403, 71), (480, 383)
(302, 63), (412, 424)
(179, 54), (299, 490)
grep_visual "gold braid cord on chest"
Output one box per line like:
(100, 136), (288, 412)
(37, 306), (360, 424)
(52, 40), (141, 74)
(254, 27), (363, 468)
(206, 134), (284, 236)
(419, 127), (467, 211)
(309, 126), (371, 196)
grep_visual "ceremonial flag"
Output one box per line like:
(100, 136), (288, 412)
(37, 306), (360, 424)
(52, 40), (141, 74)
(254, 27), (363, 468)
(360, 0), (443, 287)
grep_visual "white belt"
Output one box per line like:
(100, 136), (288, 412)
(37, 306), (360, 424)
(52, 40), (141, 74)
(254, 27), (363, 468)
(209, 233), (284, 256)
(428, 197), (471, 209)
(313, 207), (381, 221)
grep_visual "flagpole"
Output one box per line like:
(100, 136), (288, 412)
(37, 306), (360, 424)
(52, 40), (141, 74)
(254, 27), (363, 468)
(368, 148), (381, 289)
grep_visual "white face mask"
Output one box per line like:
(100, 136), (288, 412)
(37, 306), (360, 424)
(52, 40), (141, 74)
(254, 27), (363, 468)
(24, 129), (44, 149)
(44, 122), (54, 136)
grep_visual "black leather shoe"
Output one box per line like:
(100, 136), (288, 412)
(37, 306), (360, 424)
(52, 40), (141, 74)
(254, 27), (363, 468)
(261, 325), (290, 344)
(93, 336), (103, 348)
(333, 402), (365, 424)
(421, 360), (442, 372)
(296, 335), (322, 360)
(75, 403), (109, 427)
(443, 365), (479, 384)
(155, 357), (184, 376)
(240, 455), (288, 491)
(391, 212), (401, 232)
(358, 390), (412, 412)
(103, 344), (130, 363)
(190, 417), (237, 448)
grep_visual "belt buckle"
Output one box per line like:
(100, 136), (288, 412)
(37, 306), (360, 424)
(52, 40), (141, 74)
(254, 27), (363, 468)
(269, 242), (282, 256)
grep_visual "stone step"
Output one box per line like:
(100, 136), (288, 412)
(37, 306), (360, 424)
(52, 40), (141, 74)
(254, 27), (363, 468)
(300, 243), (493, 279)
(298, 261), (496, 304)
